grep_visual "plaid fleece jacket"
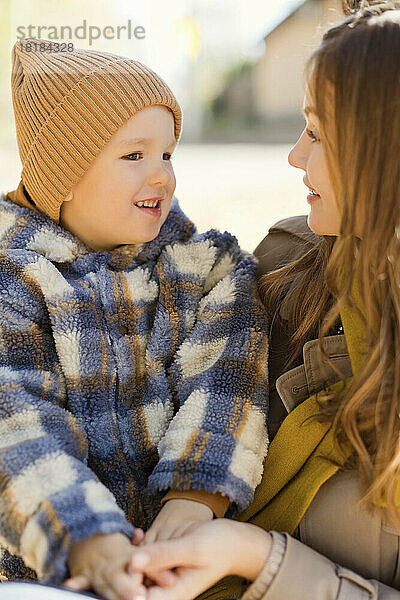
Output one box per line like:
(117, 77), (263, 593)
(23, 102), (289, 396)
(0, 193), (269, 584)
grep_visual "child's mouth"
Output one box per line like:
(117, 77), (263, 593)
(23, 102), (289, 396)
(133, 199), (162, 218)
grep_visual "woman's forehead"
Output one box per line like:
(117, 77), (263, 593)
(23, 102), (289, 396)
(303, 83), (335, 121)
(302, 87), (316, 117)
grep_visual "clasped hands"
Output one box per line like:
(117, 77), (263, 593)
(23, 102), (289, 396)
(63, 498), (272, 600)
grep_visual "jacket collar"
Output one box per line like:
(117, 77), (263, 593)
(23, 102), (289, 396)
(0, 184), (196, 272)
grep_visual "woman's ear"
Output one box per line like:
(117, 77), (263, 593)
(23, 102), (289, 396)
(64, 191), (73, 202)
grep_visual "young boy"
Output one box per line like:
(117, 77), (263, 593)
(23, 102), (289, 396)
(0, 38), (269, 600)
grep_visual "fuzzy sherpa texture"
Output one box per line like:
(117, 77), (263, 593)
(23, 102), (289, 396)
(0, 193), (269, 584)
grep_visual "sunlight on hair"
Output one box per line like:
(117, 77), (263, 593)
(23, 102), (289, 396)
(367, 9), (400, 25)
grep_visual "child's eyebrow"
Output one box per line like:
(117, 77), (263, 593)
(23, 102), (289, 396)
(118, 137), (177, 148)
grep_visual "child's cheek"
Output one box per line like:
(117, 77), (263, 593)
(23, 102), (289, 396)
(168, 167), (176, 192)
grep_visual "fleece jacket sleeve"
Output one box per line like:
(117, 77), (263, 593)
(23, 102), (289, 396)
(147, 232), (270, 514)
(0, 261), (134, 584)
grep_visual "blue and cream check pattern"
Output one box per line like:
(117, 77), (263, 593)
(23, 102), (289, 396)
(0, 193), (269, 584)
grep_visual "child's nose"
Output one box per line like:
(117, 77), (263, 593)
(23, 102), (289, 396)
(147, 163), (172, 187)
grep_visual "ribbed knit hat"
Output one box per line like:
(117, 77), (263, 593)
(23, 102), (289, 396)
(10, 38), (182, 224)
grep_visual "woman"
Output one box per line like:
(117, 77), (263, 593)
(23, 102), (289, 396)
(111, 1), (400, 599)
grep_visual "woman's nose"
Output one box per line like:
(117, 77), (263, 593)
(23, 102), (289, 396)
(287, 132), (307, 171)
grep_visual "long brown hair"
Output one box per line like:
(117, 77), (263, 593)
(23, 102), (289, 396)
(259, 1), (400, 526)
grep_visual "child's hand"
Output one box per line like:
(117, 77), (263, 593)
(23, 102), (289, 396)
(144, 499), (213, 544)
(63, 531), (147, 600)
(133, 499), (214, 588)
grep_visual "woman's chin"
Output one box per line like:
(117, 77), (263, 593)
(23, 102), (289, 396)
(307, 213), (338, 237)
(306, 212), (322, 235)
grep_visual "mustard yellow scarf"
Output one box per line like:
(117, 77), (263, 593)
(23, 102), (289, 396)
(197, 280), (370, 599)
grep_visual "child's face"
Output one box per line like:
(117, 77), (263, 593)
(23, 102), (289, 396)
(287, 88), (341, 237)
(60, 105), (177, 251)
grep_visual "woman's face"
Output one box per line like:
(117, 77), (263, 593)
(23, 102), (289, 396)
(287, 89), (341, 236)
(60, 105), (177, 251)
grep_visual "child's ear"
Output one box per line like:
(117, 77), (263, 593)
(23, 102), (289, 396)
(64, 191), (73, 202)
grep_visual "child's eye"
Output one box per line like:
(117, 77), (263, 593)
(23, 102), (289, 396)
(124, 152), (142, 161)
(306, 128), (319, 143)
(123, 152), (173, 161)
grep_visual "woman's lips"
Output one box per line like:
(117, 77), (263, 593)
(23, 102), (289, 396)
(307, 192), (320, 203)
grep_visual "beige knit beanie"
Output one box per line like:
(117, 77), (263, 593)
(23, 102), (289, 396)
(10, 38), (182, 224)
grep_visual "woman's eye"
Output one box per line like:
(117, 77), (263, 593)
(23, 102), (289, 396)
(306, 128), (319, 143)
(163, 152), (173, 161)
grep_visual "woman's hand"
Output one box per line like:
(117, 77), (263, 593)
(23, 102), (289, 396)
(63, 531), (147, 600)
(130, 519), (272, 600)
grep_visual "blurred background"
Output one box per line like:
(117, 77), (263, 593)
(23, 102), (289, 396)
(0, 0), (344, 252)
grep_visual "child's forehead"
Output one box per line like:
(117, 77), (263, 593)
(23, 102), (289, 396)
(113, 108), (177, 148)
